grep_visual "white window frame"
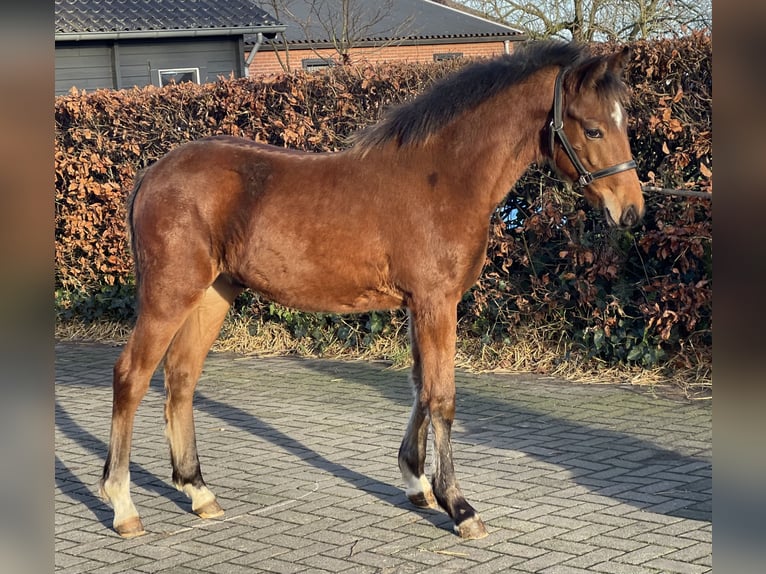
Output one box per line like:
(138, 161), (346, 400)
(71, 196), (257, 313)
(301, 58), (335, 73)
(433, 52), (463, 62)
(157, 68), (201, 87)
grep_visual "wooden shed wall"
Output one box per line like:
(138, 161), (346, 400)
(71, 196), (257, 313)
(55, 37), (245, 95)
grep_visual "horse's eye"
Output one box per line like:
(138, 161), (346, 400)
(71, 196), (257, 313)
(585, 128), (603, 139)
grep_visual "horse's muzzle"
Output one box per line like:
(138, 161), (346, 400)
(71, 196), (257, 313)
(619, 204), (641, 229)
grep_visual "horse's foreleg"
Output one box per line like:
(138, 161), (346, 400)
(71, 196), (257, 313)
(163, 278), (242, 519)
(399, 312), (437, 509)
(100, 314), (186, 538)
(409, 302), (488, 539)
(430, 407), (487, 539)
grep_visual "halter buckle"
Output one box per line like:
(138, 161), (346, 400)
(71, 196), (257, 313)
(577, 173), (593, 187)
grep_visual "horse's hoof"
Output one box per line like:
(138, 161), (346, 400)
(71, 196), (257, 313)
(455, 515), (489, 539)
(114, 516), (146, 538)
(407, 491), (438, 509)
(194, 499), (224, 519)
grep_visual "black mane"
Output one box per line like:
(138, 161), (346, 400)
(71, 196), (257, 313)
(352, 41), (590, 151)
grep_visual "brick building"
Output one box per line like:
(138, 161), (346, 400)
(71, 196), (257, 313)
(246, 0), (525, 76)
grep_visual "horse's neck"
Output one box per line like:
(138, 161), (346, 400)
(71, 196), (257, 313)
(435, 71), (555, 212)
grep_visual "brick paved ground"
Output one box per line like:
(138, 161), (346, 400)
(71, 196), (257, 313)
(55, 341), (711, 573)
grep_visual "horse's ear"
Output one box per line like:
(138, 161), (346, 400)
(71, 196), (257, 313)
(577, 46), (631, 89)
(578, 58), (609, 90)
(608, 46), (632, 77)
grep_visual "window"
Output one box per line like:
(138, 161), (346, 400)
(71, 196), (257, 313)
(433, 53), (463, 62)
(301, 58), (335, 73)
(158, 68), (200, 86)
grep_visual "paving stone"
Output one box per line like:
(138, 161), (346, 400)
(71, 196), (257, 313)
(562, 547), (626, 568)
(615, 543), (674, 565)
(591, 561), (665, 574)
(485, 541), (547, 559)
(511, 525), (570, 545)
(541, 566), (603, 574)
(664, 542), (713, 563)
(558, 523), (616, 542)
(642, 557), (712, 573)
(55, 342), (712, 573)
(515, 550), (577, 572)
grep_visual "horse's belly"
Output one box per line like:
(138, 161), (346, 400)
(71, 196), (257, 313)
(310, 289), (405, 314)
(237, 253), (405, 313)
(255, 280), (404, 314)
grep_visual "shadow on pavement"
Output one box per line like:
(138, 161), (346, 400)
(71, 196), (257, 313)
(55, 342), (711, 531)
(295, 356), (712, 523)
(192, 391), (455, 533)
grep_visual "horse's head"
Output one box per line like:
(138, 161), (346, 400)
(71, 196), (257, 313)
(549, 47), (644, 229)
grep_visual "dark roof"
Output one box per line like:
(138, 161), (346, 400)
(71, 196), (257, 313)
(55, 0), (285, 41)
(247, 0), (524, 47)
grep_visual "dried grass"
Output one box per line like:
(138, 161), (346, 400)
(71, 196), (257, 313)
(56, 316), (711, 400)
(55, 320), (133, 345)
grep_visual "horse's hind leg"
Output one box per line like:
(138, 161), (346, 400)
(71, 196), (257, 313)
(100, 305), (195, 537)
(406, 301), (488, 539)
(163, 276), (242, 519)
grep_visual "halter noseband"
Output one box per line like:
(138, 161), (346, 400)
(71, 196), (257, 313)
(549, 68), (637, 188)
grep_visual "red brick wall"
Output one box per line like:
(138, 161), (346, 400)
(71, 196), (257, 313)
(248, 41), (516, 76)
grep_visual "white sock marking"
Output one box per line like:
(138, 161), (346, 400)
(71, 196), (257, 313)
(402, 468), (432, 498)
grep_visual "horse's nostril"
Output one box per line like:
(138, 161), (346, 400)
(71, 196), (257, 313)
(620, 205), (638, 228)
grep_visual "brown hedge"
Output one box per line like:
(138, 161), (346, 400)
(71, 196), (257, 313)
(55, 33), (712, 369)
